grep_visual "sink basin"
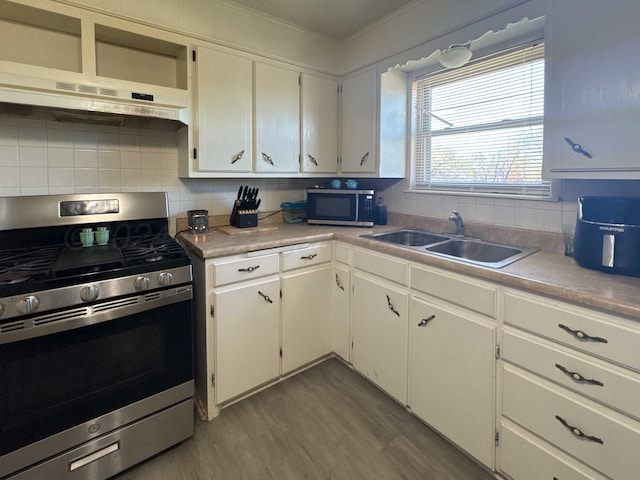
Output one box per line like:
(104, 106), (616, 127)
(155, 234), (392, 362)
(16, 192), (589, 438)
(362, 229), (449, 246)
(361, 228), (537, 268)
(425, 238), (537, 268)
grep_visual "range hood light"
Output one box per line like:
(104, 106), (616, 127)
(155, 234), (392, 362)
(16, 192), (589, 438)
(51, 109), (126, 126)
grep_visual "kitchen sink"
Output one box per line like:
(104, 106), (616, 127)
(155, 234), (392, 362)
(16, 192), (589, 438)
(361, 229), (537, 268)
(361, 229), (450, 246)
(425, 238), (537, 268)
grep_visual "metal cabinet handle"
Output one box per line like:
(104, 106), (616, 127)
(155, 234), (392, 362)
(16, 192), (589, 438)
(564, 137), (592, 159)
(238, 265), (260, 272)
(261, 152), (274, 166)
(258, 291), (273, 303)
(300, 253), (317, 260)
(360, 152), (370, 166)
(335, 273), (344, 291)
(558, 324), (608, 343)
(555, 363), (604, 387)
(307, 154), (318, 166)
(386, 294), (400, 317)
(231, 149), (245, 164)
(417, 315), (435, 327)
(555, 415), (603, 445)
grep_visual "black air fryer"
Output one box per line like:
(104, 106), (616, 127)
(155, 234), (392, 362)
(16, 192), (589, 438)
(574, 197), (640, 277)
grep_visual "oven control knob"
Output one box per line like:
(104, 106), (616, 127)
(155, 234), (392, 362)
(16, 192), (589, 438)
(0, 304), (4, 317)
(134, 276), (151, 291)
(80, 285), (100, 302)
(158, 272), (173, 286)
(17, 295), (40, 314)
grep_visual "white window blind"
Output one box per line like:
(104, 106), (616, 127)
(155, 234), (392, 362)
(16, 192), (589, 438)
(412, 43), (547, 196)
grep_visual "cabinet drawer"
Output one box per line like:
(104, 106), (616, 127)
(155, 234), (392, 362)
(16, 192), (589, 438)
(500, 421), (608, 480)
(504, 290), (640, 371)
(282, 242), (332, 271)
(334, 241), (351, 265)
(211, 253), (279, 286)
(353, 248), (408, 285)
(502, 364), (640, 480)
(503, 327), (640, 420)
(410, 264), (497, 318)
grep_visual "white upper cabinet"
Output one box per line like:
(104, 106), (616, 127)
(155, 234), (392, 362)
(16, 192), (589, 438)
(193, 46), (252, 173)
(254, 62), (301, 173)
(0, 2), (188, 95)
(301, 73), (339, 173)
(340, 68), (377, 174)
(544, 0), (640, 178)
(340, 67), (406, 178)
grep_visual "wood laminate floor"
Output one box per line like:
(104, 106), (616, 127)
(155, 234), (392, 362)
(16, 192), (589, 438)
(114, 358), (496, 480)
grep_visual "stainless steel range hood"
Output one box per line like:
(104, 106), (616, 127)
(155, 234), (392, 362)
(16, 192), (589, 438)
(0, 71), (189, 128)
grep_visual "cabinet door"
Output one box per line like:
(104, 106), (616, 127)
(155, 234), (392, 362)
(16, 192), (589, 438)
(332, 264), (350, 362)
(544, 0), (640, 177)
(340, 69), (377, 174)
(281, 265), (332, 373)
(194, 46), (252, 172)
(301, 73), (338, 173)
(409, 296), (496, 469)
(352, 272), (408, 403)
(214, 276), (280, 403)
(255, 62), (300, 173)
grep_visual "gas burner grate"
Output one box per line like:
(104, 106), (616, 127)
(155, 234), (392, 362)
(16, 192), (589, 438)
(119, 234), (187, 265)
(0, 246), (60, 286)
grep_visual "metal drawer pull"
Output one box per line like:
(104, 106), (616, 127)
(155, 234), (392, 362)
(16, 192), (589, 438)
(307, 154), (318, 166)
(558, 324), (608, 344)
(564, 137), (593, 159)
(238, 265), (260, 272)
(231, 149), (245, 164)
(360, 152), (370, 166)
(300, 253), (318, 260)
(555, 415), (604, 445)
(555, 363), (604, 387)
(335, 274), (344, 291)
(417, 315), (436, 327)
(69, 442), (119, 471)
(386, 295), (400, 317)
(258, 291), (273, 304)
(261, 152), (274, 166)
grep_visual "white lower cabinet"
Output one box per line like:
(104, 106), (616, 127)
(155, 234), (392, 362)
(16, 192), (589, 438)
(281, 265), (333, 374)
(500, 420), (608, 480)
(409, 296), (497, 469)
(500, 289), (640, 480)
(502, 364), (640, 480)
(332, 264), (351, 362)
(213, 276), (281, 404)
(352, 271), (409, 404)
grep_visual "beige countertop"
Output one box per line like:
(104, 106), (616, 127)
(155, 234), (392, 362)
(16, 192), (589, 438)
(178, 222), (640, 321)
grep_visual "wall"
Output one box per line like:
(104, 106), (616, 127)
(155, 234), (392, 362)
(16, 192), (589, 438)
(27, 0), (640, 236)
(54, 0), (339, 73)
(0, 114), (308, 233)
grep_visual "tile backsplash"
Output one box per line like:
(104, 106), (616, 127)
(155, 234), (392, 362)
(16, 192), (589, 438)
(0, 115), (309, 233)
(1, 114), (639, 236)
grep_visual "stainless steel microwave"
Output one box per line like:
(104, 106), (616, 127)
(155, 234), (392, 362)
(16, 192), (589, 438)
(306, 188), (375, 227)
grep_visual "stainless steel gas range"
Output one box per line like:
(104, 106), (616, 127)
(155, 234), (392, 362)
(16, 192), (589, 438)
(0, 192), (194, 480)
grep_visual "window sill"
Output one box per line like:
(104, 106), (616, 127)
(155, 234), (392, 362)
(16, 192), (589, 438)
(404, 187), (559, 202)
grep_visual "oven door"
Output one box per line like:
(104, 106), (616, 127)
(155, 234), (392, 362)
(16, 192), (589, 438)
(0, 289), (193, 478)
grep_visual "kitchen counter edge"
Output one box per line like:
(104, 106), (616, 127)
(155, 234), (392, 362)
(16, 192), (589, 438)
(177, 223), (640, 321)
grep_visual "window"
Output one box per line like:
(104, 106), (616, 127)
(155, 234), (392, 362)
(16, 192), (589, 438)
(412, 43), (547, 196)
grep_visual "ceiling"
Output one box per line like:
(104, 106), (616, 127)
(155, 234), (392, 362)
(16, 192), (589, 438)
(224, 0), (416, 39)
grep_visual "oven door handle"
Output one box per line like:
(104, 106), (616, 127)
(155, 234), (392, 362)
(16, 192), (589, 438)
(69, 442), (120, 471)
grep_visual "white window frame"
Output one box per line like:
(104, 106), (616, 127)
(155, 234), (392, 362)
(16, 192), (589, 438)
(410, 41), (549, 198)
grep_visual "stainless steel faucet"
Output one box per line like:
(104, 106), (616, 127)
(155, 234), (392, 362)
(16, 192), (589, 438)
(449, 210), (465, 236)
